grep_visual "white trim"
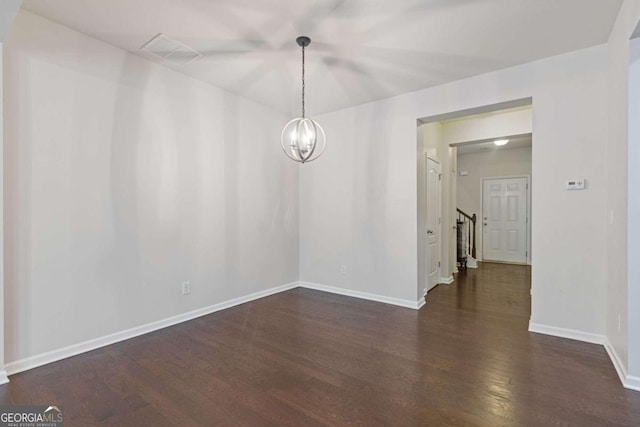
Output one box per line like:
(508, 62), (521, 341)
(603, 337), (640, 392)
(528, 322), (604, 344)
(528, 324), (640, 391)
(5, 278), (639, 392)
(466, 256), (478, 268)
(438, 276), (454, 285)
(603, 337), (629, 388)
(5, 281), (427, 376)
(300, 281), (424, 310)
(5, 281), (299, 376)
(626, 375), (640, 392)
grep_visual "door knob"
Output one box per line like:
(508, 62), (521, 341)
(427, 229), (434, 234)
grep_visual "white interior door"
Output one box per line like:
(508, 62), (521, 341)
(482, 177), (528, 263)
(426, 155), (441, 292)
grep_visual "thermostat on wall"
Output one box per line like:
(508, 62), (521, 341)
(566, 179), (586, 190)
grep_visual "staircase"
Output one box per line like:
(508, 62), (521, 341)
(456, 208), (478, 269)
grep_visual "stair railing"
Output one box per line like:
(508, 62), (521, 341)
(456, 208), (477, 259)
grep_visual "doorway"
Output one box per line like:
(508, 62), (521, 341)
(482, 176), (529, 264)
(416, 98), (533, 304)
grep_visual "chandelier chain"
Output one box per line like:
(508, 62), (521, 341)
(302, 44), (305, 118)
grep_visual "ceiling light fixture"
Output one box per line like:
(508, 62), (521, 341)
(494, 139), (509, 146)
(281, 36), (326, 163)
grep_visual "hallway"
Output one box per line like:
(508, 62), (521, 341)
(426, 262), (638, 425)
(443, 262), (532, 318)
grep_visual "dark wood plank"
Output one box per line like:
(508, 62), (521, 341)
(2, 262), (639, 426)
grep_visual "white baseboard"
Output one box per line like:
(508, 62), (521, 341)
(529, 323), (640, 392)
(438, 276), (454, 285)
(300, 281), (424, 310)
(603, 337), (640, 392)
(5, 281), (299, 376)
(5, 280), (426, 377)
(528, 322), (604, 345)
(626, 375), (640, 392)
(4, 280), (637, 393)
(466, 256), (478, 268)
(603, 337), (629, 389)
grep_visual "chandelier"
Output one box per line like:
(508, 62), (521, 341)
(281, 36), (326, 163)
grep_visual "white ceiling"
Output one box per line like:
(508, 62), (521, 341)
(21, 0), (623, 115)
(455, 134), (532, 155)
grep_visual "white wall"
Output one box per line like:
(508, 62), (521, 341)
(441, 107), (532, 145)
(0, 42), (9, 384)
(0, 1), (21, 41)
(457, 146), (532, 262)
(449, 146), (457, 272)
(299, 44), (609, 336)
(629, 35), (640, 384)
(0, 0), (22, 385)
(605, 0), (640, 389)
(0, 44), (5, 383)
(3, 10), (298, 368)
(438, 134), (454, 281)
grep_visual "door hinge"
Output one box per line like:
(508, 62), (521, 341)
(438, 217), (441, 224)
(438, 174), (442, 181)
(438, 261), (441, 267)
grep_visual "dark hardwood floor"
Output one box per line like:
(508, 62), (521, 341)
(2, 262), (640, 426)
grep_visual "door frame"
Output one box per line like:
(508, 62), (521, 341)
(480, 175), (531, 265)
(425, 153), (442, 294)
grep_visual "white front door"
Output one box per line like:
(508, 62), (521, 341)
(482, 177), (528, 263)
(426, 155), (441, 292)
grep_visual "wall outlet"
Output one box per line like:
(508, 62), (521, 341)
(182, 281), (191, 295)
(340, 265), (348, 275)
